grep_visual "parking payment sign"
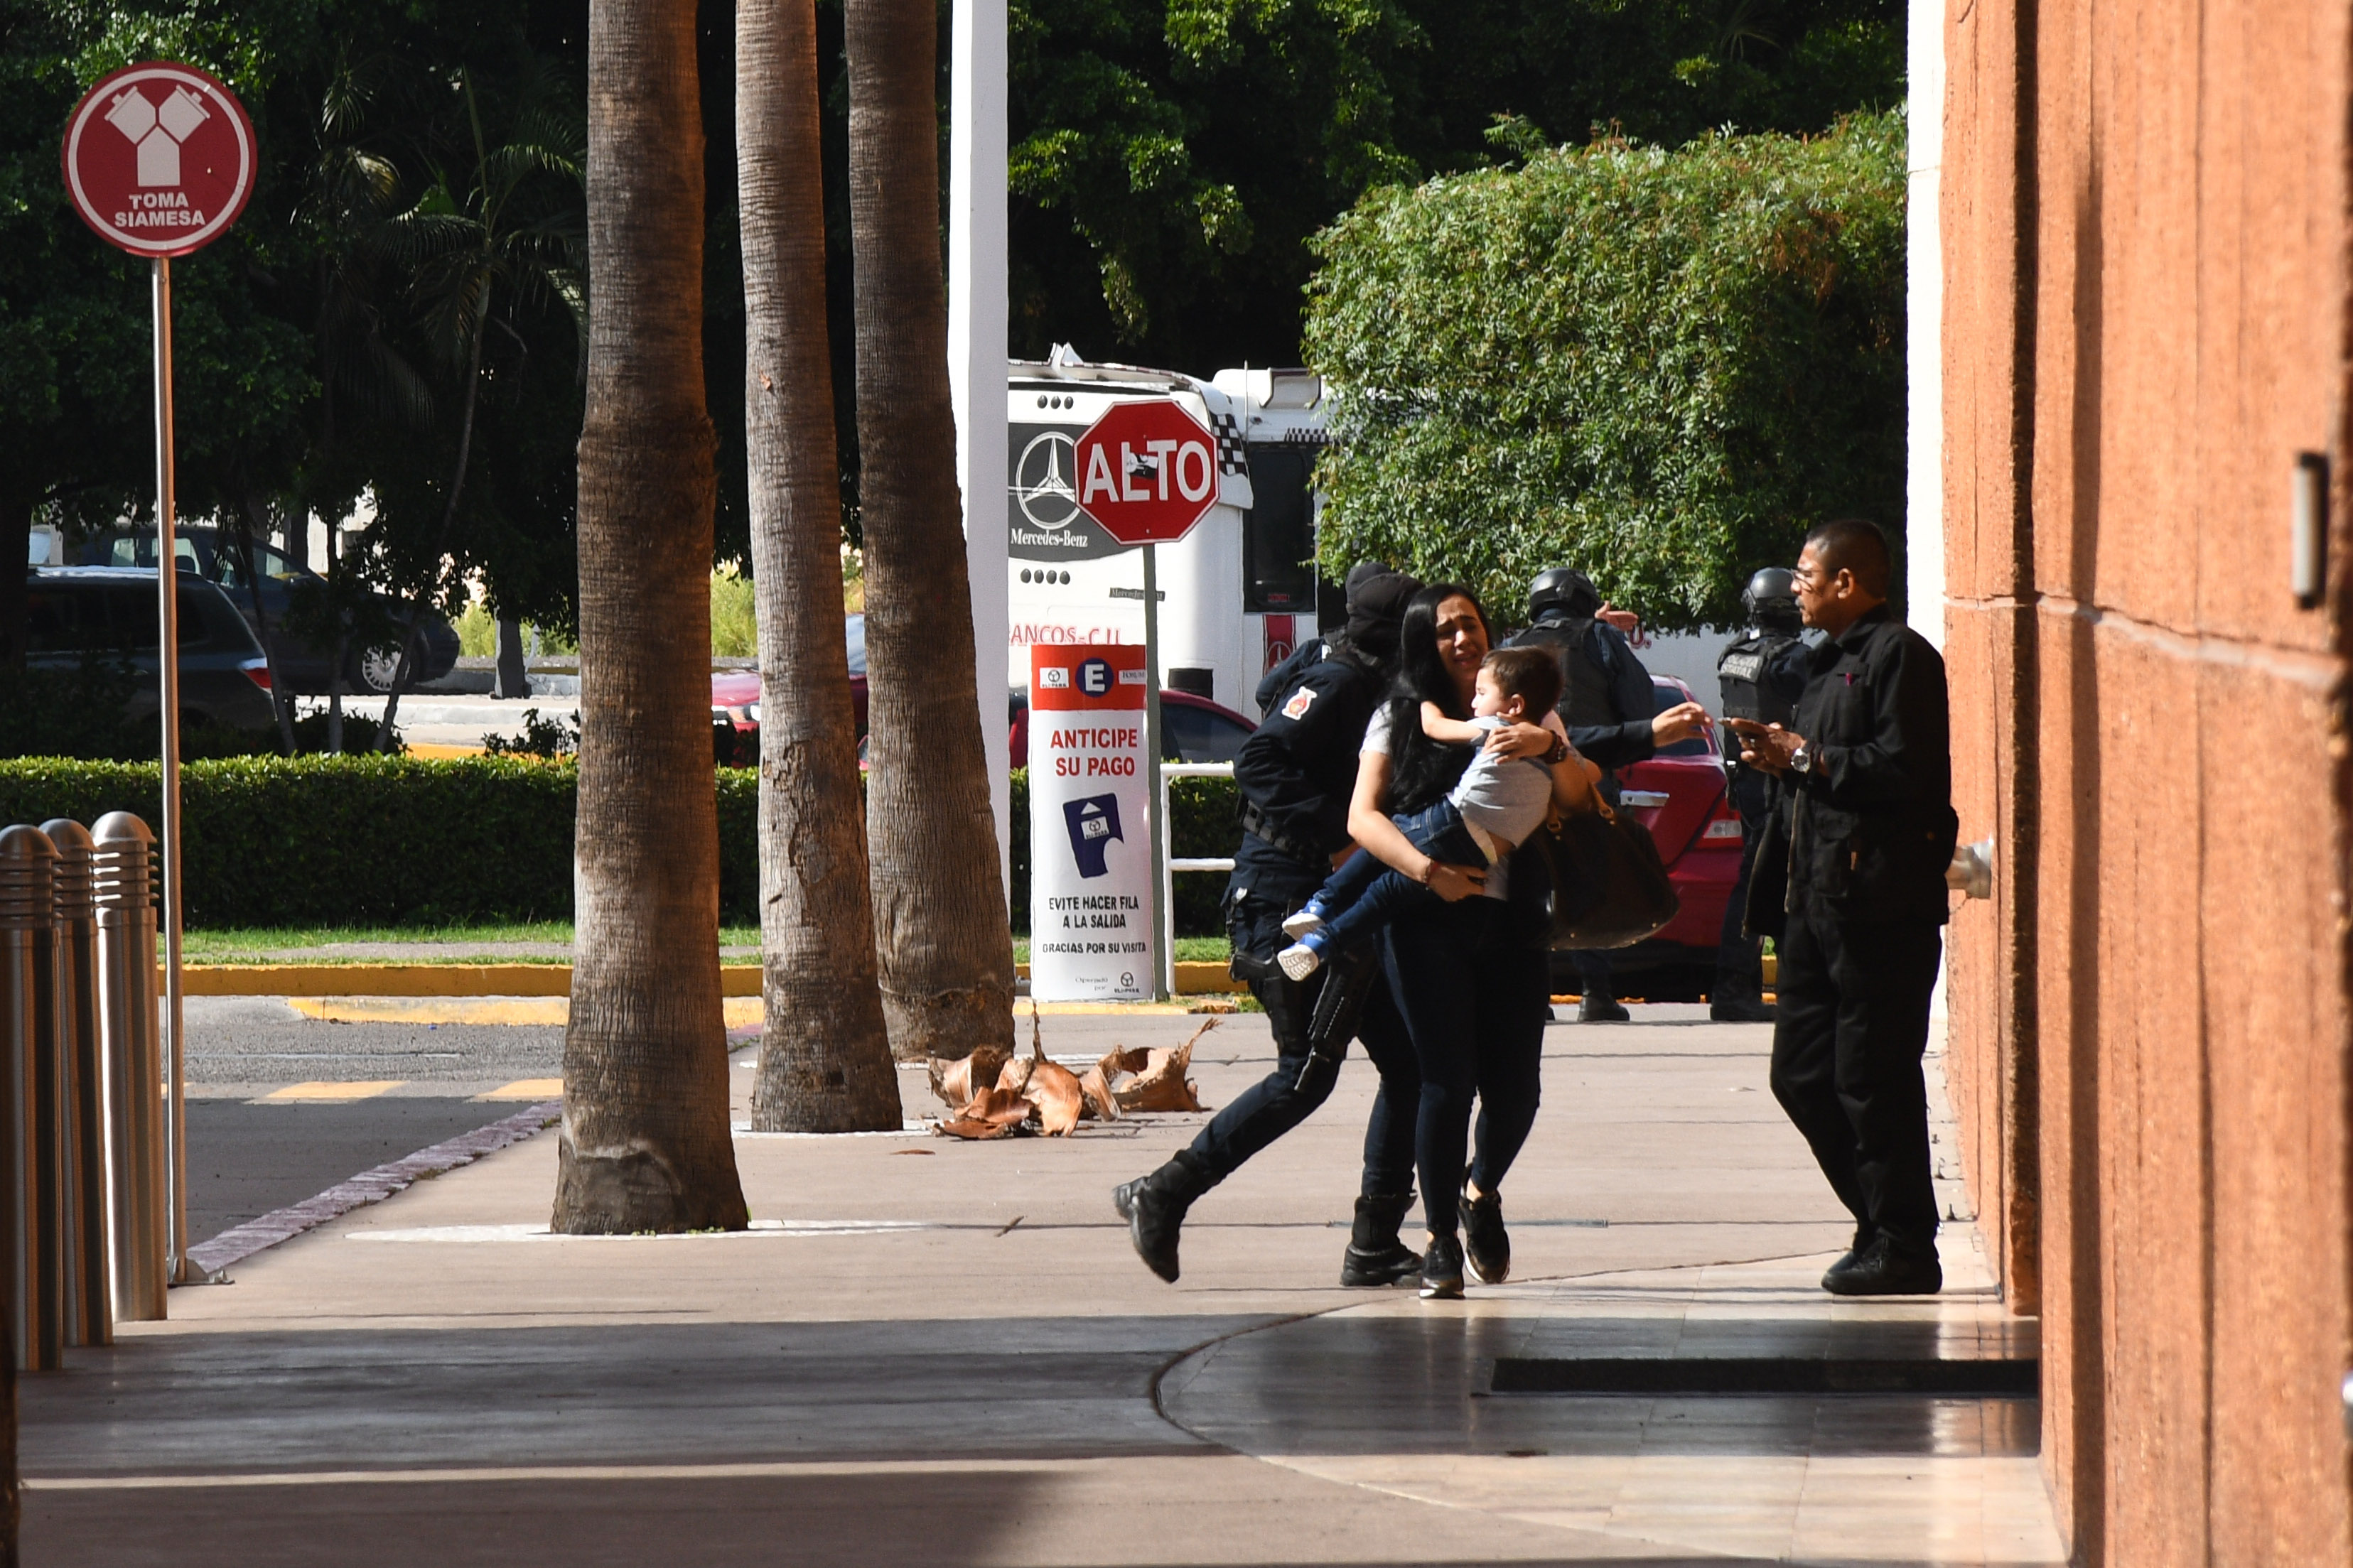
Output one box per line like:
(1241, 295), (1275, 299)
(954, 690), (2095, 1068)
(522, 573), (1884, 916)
(1028, 644), (1154, 1002)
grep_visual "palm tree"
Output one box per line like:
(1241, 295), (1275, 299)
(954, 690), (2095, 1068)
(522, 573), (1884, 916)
(846, 0), (1017, 1061)
(554, 0), (748, 1233)
(736, 0), (902, 1129)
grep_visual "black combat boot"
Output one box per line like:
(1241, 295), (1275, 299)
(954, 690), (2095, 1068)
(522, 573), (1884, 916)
(1578, 992), (1630, 1023)
(1339, 1192), (1421, 1287)
(1112, 1156), (1210, 1283)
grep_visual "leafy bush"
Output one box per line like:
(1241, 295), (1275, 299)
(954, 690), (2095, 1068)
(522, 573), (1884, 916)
(1305, 112), (1907, 630)
(0, 757), (1241, 935)
(710, 566), (758, 658)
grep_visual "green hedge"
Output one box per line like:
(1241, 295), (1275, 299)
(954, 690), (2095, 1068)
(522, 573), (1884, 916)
(0, 757), (1240, 935)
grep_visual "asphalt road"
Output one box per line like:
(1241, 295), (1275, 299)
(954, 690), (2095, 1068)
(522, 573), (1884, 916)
(183, 997), (567, 1247)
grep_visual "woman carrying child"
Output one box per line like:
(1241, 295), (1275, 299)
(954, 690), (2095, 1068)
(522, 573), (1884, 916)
(1336, 584), (1602, 1298)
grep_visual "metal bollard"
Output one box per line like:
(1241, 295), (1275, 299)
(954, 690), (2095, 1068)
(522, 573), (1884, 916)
(43, 821), (110, 1349)
(0, 825), (65, 1370)
(92, 813), (165, 1323)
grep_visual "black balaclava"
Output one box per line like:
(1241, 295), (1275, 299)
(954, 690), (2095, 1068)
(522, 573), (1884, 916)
(1344, 568), (1421, 660)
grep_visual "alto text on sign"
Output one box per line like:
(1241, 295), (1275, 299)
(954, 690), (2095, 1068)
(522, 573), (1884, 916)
(1070, 401), (1222, 546)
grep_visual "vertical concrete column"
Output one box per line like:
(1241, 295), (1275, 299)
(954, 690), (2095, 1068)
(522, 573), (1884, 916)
(90, 814), (164, 1323)
(947, 0), (1013, 910)
(41, 821), (109, 1349)
(0, 825), (63, 1372)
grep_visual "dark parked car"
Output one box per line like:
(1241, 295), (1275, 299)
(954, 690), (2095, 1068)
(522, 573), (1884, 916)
(76, 526), (460, 696)
(1548, 675), (1748, 1000)
(23, 566), (279, 736)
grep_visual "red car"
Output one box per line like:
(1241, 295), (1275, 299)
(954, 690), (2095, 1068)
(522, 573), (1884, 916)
(710, 615), (867, 765)
(1552, 675), (1747, 999)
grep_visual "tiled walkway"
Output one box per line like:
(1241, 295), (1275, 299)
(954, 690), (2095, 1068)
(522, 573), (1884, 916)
(25, 1002), (2069, 1564)
(1163, 1246), (2061, 1565)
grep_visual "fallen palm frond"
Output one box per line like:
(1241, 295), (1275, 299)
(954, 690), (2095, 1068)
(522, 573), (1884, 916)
(930, 1007), (1216, 1138)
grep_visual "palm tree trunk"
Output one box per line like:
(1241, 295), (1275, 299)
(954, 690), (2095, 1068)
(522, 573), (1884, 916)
(738, 0), (903, 1128)
(556, 0), (748, 1232)
(845, 0), (1016, 1061)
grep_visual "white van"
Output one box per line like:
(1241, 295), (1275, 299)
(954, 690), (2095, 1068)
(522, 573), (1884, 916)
(1004, 351), (1333, 717)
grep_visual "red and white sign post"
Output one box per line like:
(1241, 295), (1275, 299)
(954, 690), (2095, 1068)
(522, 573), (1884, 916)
(63, 62), (257, 1288)
(1070, 400), (1220, 997)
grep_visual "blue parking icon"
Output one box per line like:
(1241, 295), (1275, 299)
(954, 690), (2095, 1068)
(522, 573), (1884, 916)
(1077, 656), (1112, 697)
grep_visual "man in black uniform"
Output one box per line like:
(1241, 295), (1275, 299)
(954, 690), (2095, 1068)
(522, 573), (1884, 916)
(1113, 567), (1426, 1287)
(1508, 567), (1709, 1021)
(1728, 519), (1957, 1297)
(1710, 568), (1814, 1022)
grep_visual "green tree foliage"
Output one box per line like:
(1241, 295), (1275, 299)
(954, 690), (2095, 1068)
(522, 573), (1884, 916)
(0, 0), (588, 674)
(1303, 110), (1906, 630)
(1008, 0), (1903, 373)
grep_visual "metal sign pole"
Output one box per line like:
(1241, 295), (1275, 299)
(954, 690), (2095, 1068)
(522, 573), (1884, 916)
(150, 257), (190, 1289)
(1140, 544), (1170, 1002)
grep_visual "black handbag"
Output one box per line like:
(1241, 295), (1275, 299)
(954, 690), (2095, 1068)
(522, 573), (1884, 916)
(1529, 800), (1680, 950)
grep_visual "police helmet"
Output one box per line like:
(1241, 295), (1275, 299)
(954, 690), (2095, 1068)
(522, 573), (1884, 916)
(1743, 567), (1801, 629)
(1528, 567), (1601, 622)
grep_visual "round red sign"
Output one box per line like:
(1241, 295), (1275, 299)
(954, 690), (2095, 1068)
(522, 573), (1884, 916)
(61, 61), (257, 258)
(1072, 400), (1222, 546)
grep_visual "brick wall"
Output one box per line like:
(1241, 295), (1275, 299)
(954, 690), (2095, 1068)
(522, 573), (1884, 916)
(1939, 0), (2353, 1561)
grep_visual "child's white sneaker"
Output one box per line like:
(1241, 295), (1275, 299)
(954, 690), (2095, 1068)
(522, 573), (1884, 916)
(1281, 906), (1326, 940)
(1276, 943), (1324, 981)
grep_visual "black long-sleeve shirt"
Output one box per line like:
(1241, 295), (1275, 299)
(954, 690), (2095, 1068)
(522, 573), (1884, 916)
(1745, 605), (1958, 930)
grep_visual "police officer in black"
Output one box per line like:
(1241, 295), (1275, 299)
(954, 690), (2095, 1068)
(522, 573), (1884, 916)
(1508, 568), (1709, 1020)
(1711, 568), (1814, 1021)
(1728, 520), (1957, 1297)
(1112, 566), (1427, 1287)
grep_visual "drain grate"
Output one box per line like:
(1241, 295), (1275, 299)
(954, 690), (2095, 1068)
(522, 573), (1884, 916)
(1489, 1357), (2040, 1397)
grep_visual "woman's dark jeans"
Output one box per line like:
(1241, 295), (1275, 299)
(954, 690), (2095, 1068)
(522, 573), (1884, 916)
(1382, 894), (1550, 1239)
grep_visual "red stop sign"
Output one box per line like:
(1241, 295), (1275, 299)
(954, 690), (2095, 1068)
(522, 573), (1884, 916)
(62, 62), (257, 258)
(1072, 400), (1221, 546)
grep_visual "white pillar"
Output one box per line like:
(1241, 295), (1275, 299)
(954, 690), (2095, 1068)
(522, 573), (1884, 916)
(1905, 0), (1946, 651)
(1907, 0), (1949, 1030)
(948, 0), (1012, 909)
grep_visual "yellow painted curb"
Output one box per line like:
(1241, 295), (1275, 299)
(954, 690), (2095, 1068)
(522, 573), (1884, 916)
(182, 958), (1244, 997)
(288, 996), (764, 1028)
(406, 742), (488, 759)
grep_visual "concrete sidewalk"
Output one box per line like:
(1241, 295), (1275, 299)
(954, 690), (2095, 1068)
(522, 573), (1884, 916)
(21, 1006), (2062, 1565)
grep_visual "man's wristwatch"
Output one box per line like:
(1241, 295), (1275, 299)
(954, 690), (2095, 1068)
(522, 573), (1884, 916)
(1787, 742), (1813, 777)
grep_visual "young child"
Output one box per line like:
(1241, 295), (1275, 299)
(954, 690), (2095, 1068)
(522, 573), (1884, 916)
(1276, 646), (1571, 980)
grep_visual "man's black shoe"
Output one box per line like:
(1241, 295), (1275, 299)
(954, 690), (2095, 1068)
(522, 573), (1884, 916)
(1578, 994), (1631, 1023)
(1340, 1192), (1421, 1287)
(1419, 1233), (1466, 1299)
(1462, 1181), (1510, 1285)
(1112, 1159), (1205, 1283)
(1821, 1236), (1942, 1296)
(1710, 995), (1776, 1022)
(1820, 1227), (1879, 1287)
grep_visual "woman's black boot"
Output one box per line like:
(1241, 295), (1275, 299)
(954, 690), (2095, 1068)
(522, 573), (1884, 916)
(1112, 1157), (1210, 1282)
(1339, 1192), (1421, 1287)
(1419, 1233), (1466, 1299)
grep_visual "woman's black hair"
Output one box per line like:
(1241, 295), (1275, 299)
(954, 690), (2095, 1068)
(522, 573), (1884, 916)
(1384, 583), (1490, 813)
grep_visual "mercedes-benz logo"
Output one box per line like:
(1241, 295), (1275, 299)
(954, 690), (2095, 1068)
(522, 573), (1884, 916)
(1012, 431), (1082, 530)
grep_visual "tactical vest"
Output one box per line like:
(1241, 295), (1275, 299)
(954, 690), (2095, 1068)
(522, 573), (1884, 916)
(1517, 617), (1618, 728)
(1717, 630), (1803, 725)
